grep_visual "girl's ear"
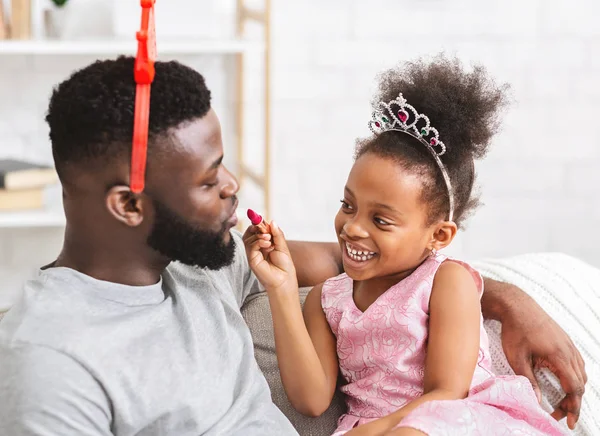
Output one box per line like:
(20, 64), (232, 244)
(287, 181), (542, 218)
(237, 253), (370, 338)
(429, 220), (458, 252)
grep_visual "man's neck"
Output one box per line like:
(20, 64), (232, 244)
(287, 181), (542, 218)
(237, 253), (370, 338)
(54, 230), (169, 287)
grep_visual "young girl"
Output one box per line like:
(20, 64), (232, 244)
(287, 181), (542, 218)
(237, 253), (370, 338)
(244, 56), (567, 435)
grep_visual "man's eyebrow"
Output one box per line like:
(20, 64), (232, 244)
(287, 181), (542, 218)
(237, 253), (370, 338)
(209, 155), (224, 170)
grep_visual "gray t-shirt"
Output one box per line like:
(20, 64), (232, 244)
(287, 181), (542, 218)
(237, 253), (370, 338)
(0, 231), (298, 436)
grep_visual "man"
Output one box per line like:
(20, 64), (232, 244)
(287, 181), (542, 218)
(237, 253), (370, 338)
(0, 57), (586, 435)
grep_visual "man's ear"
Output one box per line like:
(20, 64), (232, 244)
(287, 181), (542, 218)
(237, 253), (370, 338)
(105, 185), (146, 227)
(429, 220), (458, 252)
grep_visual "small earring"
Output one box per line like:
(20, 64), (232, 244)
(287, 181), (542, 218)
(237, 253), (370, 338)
(430, 248), (437, 257)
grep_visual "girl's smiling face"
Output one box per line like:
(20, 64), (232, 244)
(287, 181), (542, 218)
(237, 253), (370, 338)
(335, 152), (451, 283)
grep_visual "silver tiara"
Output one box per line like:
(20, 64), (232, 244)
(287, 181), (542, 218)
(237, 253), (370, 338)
(368, 93), (455, 222)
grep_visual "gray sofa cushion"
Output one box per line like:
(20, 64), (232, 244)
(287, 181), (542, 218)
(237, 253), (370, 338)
(241, 288), (345, 435)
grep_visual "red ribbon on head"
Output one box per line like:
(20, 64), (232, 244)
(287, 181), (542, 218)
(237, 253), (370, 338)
(131, 0), (157, 194)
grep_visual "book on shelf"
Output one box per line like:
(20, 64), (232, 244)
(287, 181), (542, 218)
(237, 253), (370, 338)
(0, 187), (44, 211)
(0, 0), (8, 40)
(9, 0), (31, 40)
(0, 159), (58, 190)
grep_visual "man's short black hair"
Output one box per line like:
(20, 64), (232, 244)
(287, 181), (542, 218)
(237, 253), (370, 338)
(46, 56), (211, 176)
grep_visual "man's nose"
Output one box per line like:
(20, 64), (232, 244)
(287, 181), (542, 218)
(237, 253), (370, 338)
(220, 166), (239, 199)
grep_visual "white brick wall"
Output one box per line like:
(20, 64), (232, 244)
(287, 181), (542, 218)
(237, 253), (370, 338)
(270, 0), (600, 269)
(0, 0), (598, 307)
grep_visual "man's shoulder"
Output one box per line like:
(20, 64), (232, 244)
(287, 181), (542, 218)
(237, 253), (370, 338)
(0, 274), (62, 347)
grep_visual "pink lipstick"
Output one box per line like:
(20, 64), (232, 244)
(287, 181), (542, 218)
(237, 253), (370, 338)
(247, 208), (270, 233)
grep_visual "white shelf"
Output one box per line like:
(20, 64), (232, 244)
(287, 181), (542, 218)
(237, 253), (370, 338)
(0, 210), (65, 228)
(0, 39), (263, 55)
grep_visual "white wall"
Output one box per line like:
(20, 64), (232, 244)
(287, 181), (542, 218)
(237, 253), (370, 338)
(270, 0), (600, 267)
(0, 0), (598, 308)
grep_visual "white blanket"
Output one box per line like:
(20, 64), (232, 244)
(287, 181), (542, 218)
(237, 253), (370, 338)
(472, 253), (600, 436)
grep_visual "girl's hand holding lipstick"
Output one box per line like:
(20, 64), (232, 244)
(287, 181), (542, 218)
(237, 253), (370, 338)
(243, 209), (298, 293)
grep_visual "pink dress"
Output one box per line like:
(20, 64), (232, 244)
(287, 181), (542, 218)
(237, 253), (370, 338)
(321, 254), (567, 436)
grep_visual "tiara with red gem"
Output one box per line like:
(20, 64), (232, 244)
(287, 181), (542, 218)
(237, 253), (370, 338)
(368, 93), (447, 155)
(368, 93), (455, 221)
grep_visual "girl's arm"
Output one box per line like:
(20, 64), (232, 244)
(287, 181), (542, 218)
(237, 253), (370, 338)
(269, 283), (339, 416)
(243, 224), (339, 417)
(346, 261), (482, 436)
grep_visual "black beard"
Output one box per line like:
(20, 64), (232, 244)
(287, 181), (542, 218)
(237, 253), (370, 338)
(147, 198), (236, 270)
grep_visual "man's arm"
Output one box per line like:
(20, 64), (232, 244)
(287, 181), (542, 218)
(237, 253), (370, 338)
(288, 241), (343, 288)
(481, 277), (587, 430)
(0, 344), (112, 436)
(481, 276), (534, 320)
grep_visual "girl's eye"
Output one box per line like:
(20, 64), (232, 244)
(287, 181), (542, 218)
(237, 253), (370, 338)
(374, 217), (390, 226)
(340, 199), (353, 210)
(204, 180), (219, 188)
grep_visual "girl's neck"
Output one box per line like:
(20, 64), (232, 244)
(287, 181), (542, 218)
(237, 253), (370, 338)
(352, 268), (416, 312)
(351, 256), (431, 312)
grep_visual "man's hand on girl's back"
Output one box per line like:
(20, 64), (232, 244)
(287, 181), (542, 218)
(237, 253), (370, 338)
(500, 290), (586, 430)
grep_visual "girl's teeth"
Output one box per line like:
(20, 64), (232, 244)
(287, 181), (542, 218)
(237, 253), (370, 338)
(345, 243), (376, 262)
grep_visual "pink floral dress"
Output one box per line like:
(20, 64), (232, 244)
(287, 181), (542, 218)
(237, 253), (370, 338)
(321, 254), (567, 435)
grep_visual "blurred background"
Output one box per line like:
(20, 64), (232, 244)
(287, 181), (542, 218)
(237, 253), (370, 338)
(0, 0), (598, 309)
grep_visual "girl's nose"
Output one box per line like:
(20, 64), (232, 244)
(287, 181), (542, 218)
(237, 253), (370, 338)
(343, 216), (369, 239)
